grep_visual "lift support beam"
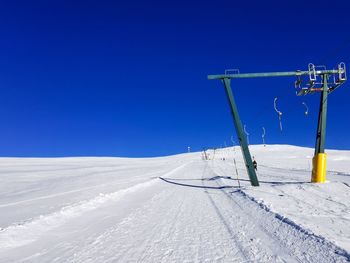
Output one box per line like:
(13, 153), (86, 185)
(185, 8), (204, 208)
(221, 78), (259, 186)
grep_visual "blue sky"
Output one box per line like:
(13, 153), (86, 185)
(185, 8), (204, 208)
(0, 0), (349, 157)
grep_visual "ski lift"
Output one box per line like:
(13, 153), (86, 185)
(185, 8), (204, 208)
(302, 102), (309, 116)
(273, 97), (283, 132)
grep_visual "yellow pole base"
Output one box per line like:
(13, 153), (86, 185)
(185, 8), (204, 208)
(311, 153), (327, 183)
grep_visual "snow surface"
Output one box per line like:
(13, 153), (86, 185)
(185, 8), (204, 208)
(0, 145), (349, 262)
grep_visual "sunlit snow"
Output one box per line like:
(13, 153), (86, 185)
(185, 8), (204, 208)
(0, 145), (349, 262)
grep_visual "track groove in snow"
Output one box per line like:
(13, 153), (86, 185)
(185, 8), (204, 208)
(204, 166), (301, 262)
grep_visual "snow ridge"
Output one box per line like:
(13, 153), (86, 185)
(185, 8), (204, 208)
(236, 188), (350, 261)
(0, 179), (157, 250)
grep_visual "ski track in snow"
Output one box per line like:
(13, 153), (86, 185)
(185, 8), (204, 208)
(0, 145), (349, 262)
(0, 163), (190, 251)
(0, 169), (168, 209)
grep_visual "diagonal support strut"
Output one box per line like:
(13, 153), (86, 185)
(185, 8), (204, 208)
(222, 78), (259, 186)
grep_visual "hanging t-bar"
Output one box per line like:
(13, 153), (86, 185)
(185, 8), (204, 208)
(274, 97), (283, 132)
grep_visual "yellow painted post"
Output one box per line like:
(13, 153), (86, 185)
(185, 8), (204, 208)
(311, 153), (327, 183)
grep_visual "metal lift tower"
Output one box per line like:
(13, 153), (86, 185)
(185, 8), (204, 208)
(208, 63), (346, 186)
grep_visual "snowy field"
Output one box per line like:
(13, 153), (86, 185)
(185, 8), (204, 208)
(0, 145), (349, 262)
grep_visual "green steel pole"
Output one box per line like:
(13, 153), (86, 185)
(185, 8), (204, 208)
(222, 78), (259, 186)
(312, 74), (328, 183)
(315, 74), (329, 154)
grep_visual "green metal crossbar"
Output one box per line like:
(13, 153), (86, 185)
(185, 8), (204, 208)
(208, 69), (339, 80)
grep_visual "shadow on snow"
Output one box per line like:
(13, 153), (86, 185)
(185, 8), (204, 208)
(159, 175), (309, 186)
(159, 177), (236, 189)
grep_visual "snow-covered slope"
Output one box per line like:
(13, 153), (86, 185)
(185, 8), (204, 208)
(0, 145), (349, 262)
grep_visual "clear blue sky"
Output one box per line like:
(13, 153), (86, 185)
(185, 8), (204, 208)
(0, 0), (349, 157)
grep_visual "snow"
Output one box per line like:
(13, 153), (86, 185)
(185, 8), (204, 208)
(0, 145), (349, 262)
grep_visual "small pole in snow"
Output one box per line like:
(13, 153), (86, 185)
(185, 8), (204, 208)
(262, 127), (266, 147)
(202, 148), (208, 160)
